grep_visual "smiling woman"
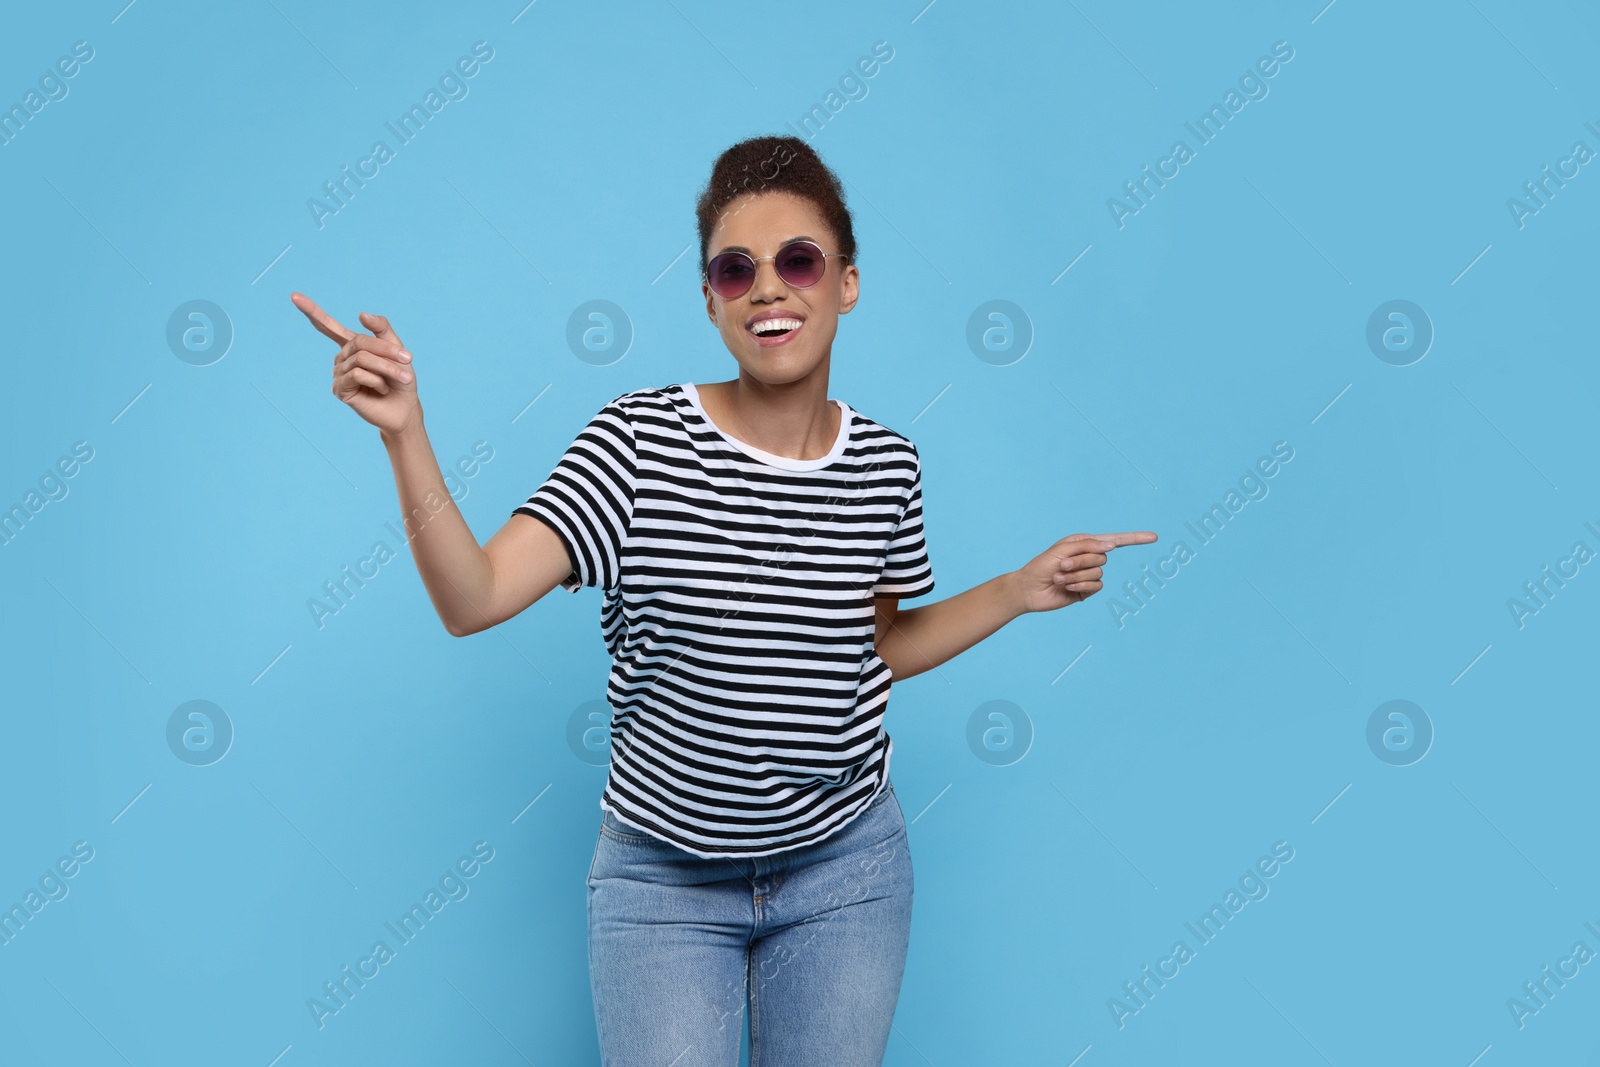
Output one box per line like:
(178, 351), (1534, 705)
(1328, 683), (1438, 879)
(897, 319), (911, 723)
(292, 130), (1155, 1067)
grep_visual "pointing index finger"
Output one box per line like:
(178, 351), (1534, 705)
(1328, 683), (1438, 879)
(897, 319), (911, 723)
(290, 291), (356, 346)
(1094, 531), (1159, 549)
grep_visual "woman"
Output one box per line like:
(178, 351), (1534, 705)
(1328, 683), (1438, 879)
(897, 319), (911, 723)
(291, 134), (1154, 1066)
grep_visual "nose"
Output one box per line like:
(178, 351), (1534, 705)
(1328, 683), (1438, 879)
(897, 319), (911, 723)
(746, 255), (790, 303)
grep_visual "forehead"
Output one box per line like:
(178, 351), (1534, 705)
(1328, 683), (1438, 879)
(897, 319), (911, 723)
(709, 191), (833, 255)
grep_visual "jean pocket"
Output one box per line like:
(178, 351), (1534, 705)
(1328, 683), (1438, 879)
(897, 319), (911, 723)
(587, 830), (604, 886)
(599, 808), (656, 845)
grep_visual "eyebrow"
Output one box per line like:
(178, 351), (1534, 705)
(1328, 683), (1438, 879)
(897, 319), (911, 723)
(712, 235), (819, 257)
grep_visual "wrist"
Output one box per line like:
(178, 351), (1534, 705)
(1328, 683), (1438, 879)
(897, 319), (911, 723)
(380, 413), (427, 451)
(1003, 569), (1031, 617)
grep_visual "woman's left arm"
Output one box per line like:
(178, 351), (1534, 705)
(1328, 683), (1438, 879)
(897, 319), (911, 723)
(876, 530), (1157, 682)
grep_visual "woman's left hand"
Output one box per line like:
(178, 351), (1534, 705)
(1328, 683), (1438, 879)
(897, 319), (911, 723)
(1014, 530), (1158, 613)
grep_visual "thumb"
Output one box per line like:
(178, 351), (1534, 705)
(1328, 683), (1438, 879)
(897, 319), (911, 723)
(359, 311), (406, 350)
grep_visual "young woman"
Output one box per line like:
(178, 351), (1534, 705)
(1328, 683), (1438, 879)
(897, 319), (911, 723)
(292, 135), (1154, 1066)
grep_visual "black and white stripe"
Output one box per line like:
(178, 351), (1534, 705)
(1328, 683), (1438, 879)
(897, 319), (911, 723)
(513, 382), (934, 858)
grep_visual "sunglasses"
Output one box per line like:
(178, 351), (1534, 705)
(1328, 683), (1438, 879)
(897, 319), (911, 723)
(702, 240), (850, 300)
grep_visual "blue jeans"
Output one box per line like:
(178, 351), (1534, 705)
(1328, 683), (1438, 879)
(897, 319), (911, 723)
(586, 780), (914, 1066)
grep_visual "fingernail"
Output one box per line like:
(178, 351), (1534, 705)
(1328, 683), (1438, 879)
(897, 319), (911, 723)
(400, 349), (412, 360)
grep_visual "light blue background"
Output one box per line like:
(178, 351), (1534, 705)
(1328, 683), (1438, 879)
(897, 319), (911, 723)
(2, 1), (1596, 1063)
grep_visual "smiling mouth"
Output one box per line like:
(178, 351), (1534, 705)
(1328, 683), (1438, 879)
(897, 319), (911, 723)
(747, 317), (804, 340)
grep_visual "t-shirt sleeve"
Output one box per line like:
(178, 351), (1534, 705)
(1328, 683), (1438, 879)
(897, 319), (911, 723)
(512, 397), (636, 593)
(873, 444), (935, 599)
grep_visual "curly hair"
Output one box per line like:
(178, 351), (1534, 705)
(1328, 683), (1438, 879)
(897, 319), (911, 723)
(694, 135), (857, 277)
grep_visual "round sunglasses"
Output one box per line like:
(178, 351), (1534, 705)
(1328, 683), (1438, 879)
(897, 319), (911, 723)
(702, 240), (850, 300)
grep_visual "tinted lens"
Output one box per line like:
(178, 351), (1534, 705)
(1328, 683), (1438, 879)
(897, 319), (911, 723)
(706, 252), (756, 298)
(775, 241), (826, 288)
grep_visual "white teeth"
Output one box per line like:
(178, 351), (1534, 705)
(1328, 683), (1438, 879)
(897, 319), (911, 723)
(750, 317), (803, 336)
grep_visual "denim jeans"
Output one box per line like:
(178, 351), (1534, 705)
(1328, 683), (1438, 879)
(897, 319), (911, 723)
(586, 779), (914, 1066)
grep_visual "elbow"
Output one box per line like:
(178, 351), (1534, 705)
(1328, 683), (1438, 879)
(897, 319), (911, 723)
(445, 597), (517, 637)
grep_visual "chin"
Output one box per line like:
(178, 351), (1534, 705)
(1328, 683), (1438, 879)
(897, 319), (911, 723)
(723, 329), (834, 379)
(732, 362), (821, 387)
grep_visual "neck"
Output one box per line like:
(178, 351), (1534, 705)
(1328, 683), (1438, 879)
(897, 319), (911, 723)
(705, 363), (838, 461)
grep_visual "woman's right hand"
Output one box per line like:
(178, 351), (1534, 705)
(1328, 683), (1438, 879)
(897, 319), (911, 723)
(291, 292), (421, 439)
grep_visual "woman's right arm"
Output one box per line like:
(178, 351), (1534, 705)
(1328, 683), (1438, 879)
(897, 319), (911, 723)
(382, 420), (574, 636)
(293, 292), (574, 637)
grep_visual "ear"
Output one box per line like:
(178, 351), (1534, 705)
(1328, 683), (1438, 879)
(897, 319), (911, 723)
(703, 280), (719, 327)
(838, 262), (861, 315)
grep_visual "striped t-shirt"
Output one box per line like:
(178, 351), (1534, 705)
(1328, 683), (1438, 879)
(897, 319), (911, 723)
(512, 381), (935, 858)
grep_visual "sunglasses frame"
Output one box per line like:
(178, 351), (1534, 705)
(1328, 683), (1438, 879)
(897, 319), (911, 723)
(701, 239), (851, 299)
